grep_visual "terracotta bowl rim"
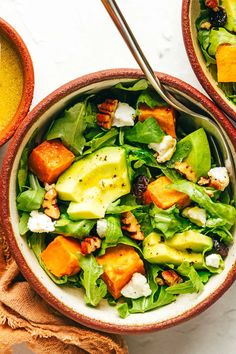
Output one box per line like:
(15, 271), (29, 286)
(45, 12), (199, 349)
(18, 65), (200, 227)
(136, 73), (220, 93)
(1, 68), (236, 334)
(181, 0), (236, 121)
(0, 17), (34, 146)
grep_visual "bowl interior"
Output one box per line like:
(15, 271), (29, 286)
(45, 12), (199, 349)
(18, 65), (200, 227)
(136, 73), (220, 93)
(7, 77), (236, 332)
(186, 0), (236, 118)
(0, 19), (34, 146)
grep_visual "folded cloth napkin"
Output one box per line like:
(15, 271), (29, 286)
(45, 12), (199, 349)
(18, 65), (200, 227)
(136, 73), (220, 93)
(0, 229), (128, 354)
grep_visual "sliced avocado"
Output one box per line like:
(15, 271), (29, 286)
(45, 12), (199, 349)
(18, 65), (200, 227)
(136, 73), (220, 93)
(165, 230), (213, 253)
(143, 232), (205, 269)
(56, 147), (130, 219)
(222, 0), (236, 32)
(175, 128), (211, 182)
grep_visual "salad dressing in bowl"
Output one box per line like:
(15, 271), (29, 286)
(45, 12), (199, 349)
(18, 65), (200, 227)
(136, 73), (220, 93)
(0, 34), (24, 133)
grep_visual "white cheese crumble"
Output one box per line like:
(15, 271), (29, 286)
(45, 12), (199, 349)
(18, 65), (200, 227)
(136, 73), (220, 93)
(208, 167), (229, 191)
(148, 135), (176, 163)
(121, 273), (152, 299)
(182, 206), (207, 227)
(96, 219), (108, 238)
(112, 102), (135, 127)
(27, 210), (56, 233)
(205, 254), (221, 269)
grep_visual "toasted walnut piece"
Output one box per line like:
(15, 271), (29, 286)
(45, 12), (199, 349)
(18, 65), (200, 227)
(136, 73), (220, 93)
(162, 270), (183, 287)
(42, 186), (60, 220)
(175, 162), (197, 182)
(156, 277), (165, 286)
(97, 99), (119, 129)
(198, 176), (210, 186)
(122, 211), (144, 241)
(200, 21), (212, 30)
(81, 236), (101, 255)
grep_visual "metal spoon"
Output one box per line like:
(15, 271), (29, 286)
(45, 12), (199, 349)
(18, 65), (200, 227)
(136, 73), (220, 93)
(100, 0), (235, 180)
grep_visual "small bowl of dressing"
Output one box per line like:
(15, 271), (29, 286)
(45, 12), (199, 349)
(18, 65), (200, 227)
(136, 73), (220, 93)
(0, 18), (34, 146)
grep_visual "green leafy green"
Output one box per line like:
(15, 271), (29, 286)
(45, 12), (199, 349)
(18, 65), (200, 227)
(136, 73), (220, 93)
(79, 254), (107, 306)
(47, 99), (95, 155)
(149, 205), (190, 239)
(17, 147), (29, 193)
(125, 117), (165, 144)
(115, 79), (148, 91)
(17, 174), (45, 212)
(19, 213), (30, 235)
(106, 199), (141, 214)
(54, 215), (96, 238)
(136, 88), (167, 108)
(133, 206), (153, 237)
(166, 140), (192, 168)
(104, 216), (123, 244)
(84, 128), (118, 155)
(208, 28), (236, 56)
(169, 180), (236, 229)
(124, 144), (159, 168)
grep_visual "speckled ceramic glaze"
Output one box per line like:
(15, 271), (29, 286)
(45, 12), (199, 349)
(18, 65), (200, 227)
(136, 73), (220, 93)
(1, 69), (236, 334)
(0, 18), (34, 146)
(182, 0), (236, 121)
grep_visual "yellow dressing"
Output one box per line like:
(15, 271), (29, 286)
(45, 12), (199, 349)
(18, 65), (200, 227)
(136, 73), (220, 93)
(0, 34), (24, 132)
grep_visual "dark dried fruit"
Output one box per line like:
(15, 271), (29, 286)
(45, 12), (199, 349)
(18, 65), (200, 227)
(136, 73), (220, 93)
(213, 238), (229, 258)
(209, 7), (227, 27)
(132, 175), (148, 201)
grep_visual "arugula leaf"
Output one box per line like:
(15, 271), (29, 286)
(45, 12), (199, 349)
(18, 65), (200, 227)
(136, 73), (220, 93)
(124, 144), (159, 168)
(125, 117), (165, 144)
(133, 206), (153, 236)
(17, 147), (29, 193)
(47, 100), (93, 155)
(106, 199), (141, 214)
(210, 227), (233, 246)
(99, 234), (142, 256)
(208, 28), (236, 57)
(136, 88), (167, 108)
(169, 180), (236, 229)
(84, 128), (118, 155)
(115, 79), (148, 91)
(17, 174), (45, 212)
(149, 205), (190, 239)
(79, 254), (107, 306)
(104, 216), (123, 244)
(54, 215), (96, 238)
(197, 270), (211, 284)
(166, 140), (192, 168)
(19, 213), (30, 235)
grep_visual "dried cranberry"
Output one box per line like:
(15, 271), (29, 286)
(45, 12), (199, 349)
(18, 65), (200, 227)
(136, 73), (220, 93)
(209, 7), (227, 27)
(213, 238), (229, 258)
(132, 175), (148, 201)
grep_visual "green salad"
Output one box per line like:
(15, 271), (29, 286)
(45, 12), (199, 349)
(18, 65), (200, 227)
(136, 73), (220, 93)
(196, 0), (236, 104)
(16, 79), (236, 318)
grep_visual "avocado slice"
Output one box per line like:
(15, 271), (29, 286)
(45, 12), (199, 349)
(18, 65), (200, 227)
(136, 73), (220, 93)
(165, 230), (213, 253)
(222, 0), (236, 32)
(143, 232), (205, 269)
(56, 147), (130, 219)
(175, 128), (211, 182)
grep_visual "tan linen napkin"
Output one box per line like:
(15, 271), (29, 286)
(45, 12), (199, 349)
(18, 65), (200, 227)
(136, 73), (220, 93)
(0, 229), (128, 354)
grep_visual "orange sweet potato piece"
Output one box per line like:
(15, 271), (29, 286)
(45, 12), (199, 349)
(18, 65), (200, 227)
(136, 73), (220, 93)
(28, 140), (75, 184)
(41, 236), (81, 278)
(146, 176), (190, 209)
(97, 245), (145, 299)
(216, 44), (236, 83)
(139, 104), (176, 138)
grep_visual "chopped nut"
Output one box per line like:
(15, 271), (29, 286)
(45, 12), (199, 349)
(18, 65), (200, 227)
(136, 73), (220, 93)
(156, 277), (165, 286)
(97, 99), (118, 129)
(200, 21), (212, 30)
(162, 270), (183, 287)
(42, 185), (60, 220)
(198, 176), (210, 186)
(175, 162), (196, 182)
(122, 211), (144, 241)
(81, 236), (101, 255)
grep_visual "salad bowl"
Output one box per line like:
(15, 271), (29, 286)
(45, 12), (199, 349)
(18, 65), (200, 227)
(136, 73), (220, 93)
(182, 0), (236, 121)
(1, 69), (236, 334)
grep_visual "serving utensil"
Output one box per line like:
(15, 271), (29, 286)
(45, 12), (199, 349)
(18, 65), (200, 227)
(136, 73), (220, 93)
(101, 0), (235, 180)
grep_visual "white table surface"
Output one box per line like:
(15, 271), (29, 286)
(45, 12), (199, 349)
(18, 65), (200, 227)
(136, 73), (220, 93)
(1, 0), (236, 353)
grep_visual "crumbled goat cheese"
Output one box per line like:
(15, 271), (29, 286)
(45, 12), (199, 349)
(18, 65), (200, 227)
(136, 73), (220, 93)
(182, 206), (207, 227)
(205, 254), (221, 269)
(27, 210), (56, 233)
(208, 167), (230, 191)
(121, 273), (152, 299)
(96, 219), (108, 238)
(148, 135), (176, 163)
(112, 102), (135, 127)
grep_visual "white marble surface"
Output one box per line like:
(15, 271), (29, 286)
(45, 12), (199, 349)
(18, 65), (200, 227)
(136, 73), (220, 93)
(0, 0), (236, 353)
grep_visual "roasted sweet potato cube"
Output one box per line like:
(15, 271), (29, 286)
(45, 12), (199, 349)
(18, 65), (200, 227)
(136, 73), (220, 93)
(139, 104), (176, 137)
(97, 245), (145, 299)
(216, 44), (236, 83)
(146, 176), (190, 209)
(41, 236), (81, 278)
(28, 140), (75, 184)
